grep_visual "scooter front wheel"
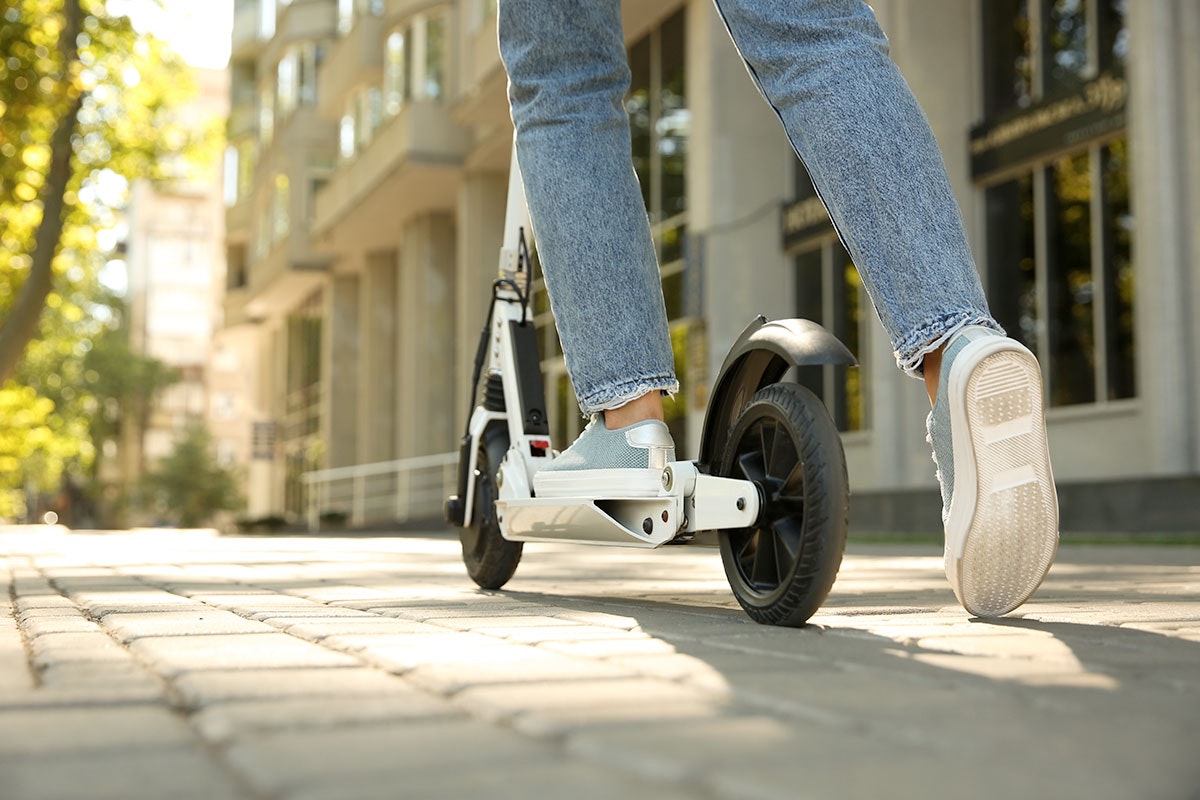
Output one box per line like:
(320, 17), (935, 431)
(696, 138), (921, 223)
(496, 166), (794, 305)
(460, 422), (523, 589)
(717, 383), (848, 626)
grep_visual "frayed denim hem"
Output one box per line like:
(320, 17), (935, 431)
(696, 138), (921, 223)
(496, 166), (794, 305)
(580, 376), (680, 415)
(895, 313), (1004, 378)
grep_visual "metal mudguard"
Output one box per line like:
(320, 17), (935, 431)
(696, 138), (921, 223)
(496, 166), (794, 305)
(698, 316), (856, 471)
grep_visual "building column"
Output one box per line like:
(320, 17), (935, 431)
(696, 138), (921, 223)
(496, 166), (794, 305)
(1127, 1), (1198, 474)
(358, 251), (399, 465)
(455, 171), (507, 437)
(1181, 1), (1200, 473)
(323, 273), (360, 469)
(398, 213), (458, 458)
(267, 322), (287, 513)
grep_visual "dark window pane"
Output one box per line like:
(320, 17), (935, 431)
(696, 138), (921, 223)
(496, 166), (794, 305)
(659, 10), (688, 220)
(660, 222), (685, 265)
(793, 163), (817, 202)
(986, 174), (1038, 354)
(1098, 0), (1130, 73)
(1102, 138), (1135, 399)
(1048, 152), (1096, 406)
(1044, 0), (1089, 96)
(552, 373), (573, 449)
(627, 37), (652, 213)
(662, 270), (684, 321)
(835, 248), (865, 432)
(793, 248), (825, 408)
(982, 0), (1033, 116)
(664, 322), (690, 449)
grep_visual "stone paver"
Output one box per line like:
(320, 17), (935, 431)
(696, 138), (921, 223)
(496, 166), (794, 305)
(1, 526), (1198, 800)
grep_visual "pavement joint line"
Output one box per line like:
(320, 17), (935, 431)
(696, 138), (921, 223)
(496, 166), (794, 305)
(9, 561), (276, 799)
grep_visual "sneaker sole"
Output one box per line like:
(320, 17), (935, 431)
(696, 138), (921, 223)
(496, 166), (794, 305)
(533, 468), (664, 499)
(944, 338), (1059, 617)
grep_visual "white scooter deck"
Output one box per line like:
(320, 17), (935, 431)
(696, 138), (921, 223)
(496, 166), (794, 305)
(496, 460), (760, 548)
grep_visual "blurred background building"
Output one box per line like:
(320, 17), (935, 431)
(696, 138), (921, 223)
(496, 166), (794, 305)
(222, 0), (1200, 533)
(120, 67), (244, 525)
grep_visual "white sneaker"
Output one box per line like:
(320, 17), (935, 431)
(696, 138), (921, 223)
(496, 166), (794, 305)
(533, 416), (675, 499)
(926, 326), (1059, 617)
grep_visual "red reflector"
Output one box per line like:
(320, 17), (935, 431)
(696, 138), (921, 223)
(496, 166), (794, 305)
(530, 439), (550, 449)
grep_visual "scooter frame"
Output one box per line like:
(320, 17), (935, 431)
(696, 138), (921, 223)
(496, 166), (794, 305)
(446, 144), (856, 624)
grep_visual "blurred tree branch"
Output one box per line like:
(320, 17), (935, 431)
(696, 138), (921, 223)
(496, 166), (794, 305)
(0, 0), (82, 383)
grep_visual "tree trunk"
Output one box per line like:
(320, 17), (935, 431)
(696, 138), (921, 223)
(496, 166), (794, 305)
(0, 0), (83, 384)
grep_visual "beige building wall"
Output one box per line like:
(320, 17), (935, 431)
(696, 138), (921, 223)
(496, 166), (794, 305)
(224, 0), (1198, 530)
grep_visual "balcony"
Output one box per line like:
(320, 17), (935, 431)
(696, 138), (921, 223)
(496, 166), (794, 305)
(317, 14), (384, 121)
(231, 0), (266, 60)
(311, 101), (471, 252)
(260, 0), (337, 74)
(257, 105), (338, 174)
(452, 12), (507, 129)
(243, 241), (328, 322)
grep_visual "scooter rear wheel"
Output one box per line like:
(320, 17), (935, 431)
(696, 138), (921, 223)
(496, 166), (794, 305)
(717, 383), (848, 626)
(460, 423), (523, 589)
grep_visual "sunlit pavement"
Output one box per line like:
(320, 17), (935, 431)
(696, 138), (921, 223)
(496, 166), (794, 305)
(1, 526), (1198, 800)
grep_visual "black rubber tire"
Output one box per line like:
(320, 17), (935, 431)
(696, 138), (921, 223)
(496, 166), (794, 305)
(717, 383), (848, 627)
(460, 424), (523, 590)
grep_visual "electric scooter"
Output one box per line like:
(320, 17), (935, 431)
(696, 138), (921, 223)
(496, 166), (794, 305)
(445, 147), (856, 627)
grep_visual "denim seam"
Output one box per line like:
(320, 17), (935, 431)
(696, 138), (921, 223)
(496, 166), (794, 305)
(895, 312), (1004, 378)
(580, 375), (681, 414)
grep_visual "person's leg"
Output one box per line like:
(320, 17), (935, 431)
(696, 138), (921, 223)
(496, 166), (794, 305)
(499, 0), (675, 497)
(711, 0), (999, 375)
(712, 0), (1057, 616)
(499, 0), (678, 418)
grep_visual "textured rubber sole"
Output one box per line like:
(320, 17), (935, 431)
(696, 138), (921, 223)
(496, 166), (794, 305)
(533, 468), (663, 499)
(944, 341), (1059, 617)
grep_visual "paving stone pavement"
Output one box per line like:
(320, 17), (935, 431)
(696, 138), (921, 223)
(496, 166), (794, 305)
(1, 525), (1198, 800)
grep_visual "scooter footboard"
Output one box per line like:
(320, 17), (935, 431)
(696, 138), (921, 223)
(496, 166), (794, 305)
(497, 496), (684, 548)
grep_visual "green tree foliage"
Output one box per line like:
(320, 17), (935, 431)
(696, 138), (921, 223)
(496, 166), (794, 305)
(0, 0), (218, 519)
(81, 297), (179, 478)
(140, 424), (242, 528)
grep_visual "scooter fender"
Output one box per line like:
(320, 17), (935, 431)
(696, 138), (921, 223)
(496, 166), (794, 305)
(698, 316), (856, 471)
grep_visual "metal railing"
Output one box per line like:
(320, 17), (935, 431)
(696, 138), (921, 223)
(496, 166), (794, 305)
(301, 451), (458, 530)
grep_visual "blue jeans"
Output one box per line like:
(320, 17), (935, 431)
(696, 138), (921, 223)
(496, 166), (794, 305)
(499, 0), (1000, 414)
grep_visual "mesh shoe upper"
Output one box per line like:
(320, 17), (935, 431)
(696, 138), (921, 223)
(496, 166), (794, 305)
(540, 416), (675, 473)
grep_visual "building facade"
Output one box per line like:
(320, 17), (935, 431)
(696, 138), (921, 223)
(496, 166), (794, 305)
(224, 0), (1200, 532)
(122, 68), (242, 525)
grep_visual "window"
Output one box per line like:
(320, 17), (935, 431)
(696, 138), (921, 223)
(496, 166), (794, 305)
(222, 145), (238, 207)
(423, 12), (446, 100)
(793, 240), (868, 433)
(236, 139), (256, 200)
(357, 86), (383, 149)
(272, 173), (290, 243)
(258, 84), (274, 144)
(339, 86), (383, 161)
(979, 0), (1133, 406)
(276, 42), (318, 119)
(277, 49), (299, 118)
(384, 30), (406, 115)
(298, 42), (318, 106)
(283, 291), (324, 516)
(339, 101), (355, 162)
(384, 9), (448, 115)
(337, 0), (354, 34)
(983, 0), (1127, 117)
